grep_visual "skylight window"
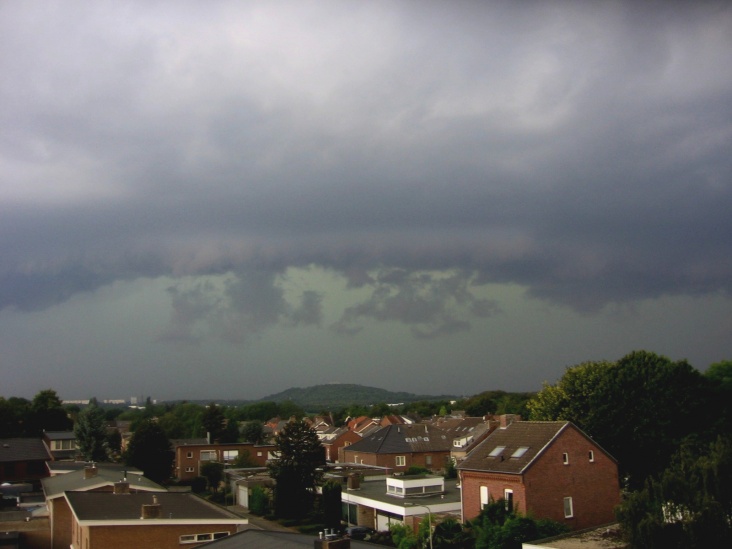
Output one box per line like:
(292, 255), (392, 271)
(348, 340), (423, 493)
(489, 446), (506, 457)
(511, 447), (529, 458)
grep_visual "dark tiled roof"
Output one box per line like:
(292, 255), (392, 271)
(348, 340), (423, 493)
(170, 438), (209, 448)
(43, 431), (76, 441)
(458, 421), (569, 474)
(65, 492), (242, 521)
(0, 438), (52, 463)
(345, 424), (452, 454)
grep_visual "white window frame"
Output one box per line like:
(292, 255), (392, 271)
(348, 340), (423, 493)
(186, 451), (193, 459)
(562, 452), (569, 465)
(395, 455), (406, 467)
(588, 450), (595, 462)
(504, 489), (513, 511)
(480, 486), (489, 508)
(564, 496), (574, 518)
(185, 467), (194, 473)
(222, 450), (239, 462)
(180, 532), (229, 544)
(200, 450), (217, 461)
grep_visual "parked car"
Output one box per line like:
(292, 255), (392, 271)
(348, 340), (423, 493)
(345, 526), (375, 540)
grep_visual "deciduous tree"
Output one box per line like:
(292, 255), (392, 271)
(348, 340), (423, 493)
(74, 402), (108, 462)
(124, 419), (173, 484)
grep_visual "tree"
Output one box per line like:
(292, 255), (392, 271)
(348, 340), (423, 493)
(200, 461), (225, 494)
(124, 419), (173, 484)
(74, 402), (108, 462)
(268, 419), (324, 519)
(249, 485), (270, 515)
(616, 435), (732, 548)
(202, 403), (226, 442)
(528, 351), (712, 488)
(321, 479), (342, 529)
(29, 389), (72, 434)
(241, 420), (266, 444)
(231, 450), (258, 468)
(472, 499), (568, 549)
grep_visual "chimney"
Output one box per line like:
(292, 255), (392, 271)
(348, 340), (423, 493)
(499, 414), (520, 429)
(347, 473), (360, 491)
(83, 465), (98, 479)
(141, 495), (162, 519)
(113, 481), (130, 495)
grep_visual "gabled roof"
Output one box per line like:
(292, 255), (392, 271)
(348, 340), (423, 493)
(345, 424), (452, 454)
(42, 467), (165, 499)
(65, 491), (243, 522)
(458, 421), (571, 474)
(43, 431), (77, 441)
(0, 438), (52, 463)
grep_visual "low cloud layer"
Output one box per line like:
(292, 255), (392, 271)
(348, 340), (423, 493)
(1, 2), (730, 397)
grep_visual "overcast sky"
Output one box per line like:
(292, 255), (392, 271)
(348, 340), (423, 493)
(2, 1), (731, 402)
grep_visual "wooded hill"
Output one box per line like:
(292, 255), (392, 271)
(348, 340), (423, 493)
(258, 383), (459, 410)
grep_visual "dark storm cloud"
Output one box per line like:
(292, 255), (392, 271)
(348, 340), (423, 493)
(1, 1), (731, 319)
(332, 270), (500, 339)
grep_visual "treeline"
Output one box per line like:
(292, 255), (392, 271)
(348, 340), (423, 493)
(1, 389), (533, 443)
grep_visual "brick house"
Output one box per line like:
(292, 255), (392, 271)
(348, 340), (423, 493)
(320, 427), (362, 463)
(174, 442), (275, 481)
(340, 424), (452, 473)
(458, 421), (620, 531)
(42, 431), (79, 461)
(64, 490), (247, 548)
(42, 464), (165, 549)
(0, 438), (52, 483)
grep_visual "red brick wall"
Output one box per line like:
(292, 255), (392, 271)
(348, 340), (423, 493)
(460, 471), (526, 520)
(84, 523), (238, 549)
(460, 425), (620, 531)
(50, 498), (73, 549)
(341, 450), (451, 473)
(523, 426), (620, 530)
(175, 443), (273, 480)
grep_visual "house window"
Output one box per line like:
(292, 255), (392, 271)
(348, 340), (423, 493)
(185, 467), (194, 473)
(257, 451), (263, 457)
(425, 455), (432, 466)
(504, 489), (514, 511)
(480, 486), (489, 508)
(200, 450), (217, 461)
(180, 532), (229, 544)
(511, 447), (529, 458)
(588, 450), (595, 462)
(564, 497), (574, 518)
(223, 450), (239, 462)
(396, 456), (406, 467)
(562, 452), (569, 465)
(186, 452), (193, 459)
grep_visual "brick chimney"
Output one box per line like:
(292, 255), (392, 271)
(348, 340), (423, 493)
(83, 465), (98, 479)
(141, 495), (162, 519)
(113, 481), (130, 495)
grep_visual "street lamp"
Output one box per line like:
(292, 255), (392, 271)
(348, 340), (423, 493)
(405, 502), (433, 549)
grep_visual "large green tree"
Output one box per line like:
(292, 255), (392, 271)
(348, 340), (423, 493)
(74, 402), (109, 461)
(124, 419), (173, 484)
(616, 435), (732, 548)
(528, 351), (711, 488)
(202, 403), (226, 442)
(30, 389), (72, 434)
(268, 419), (324, 519)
